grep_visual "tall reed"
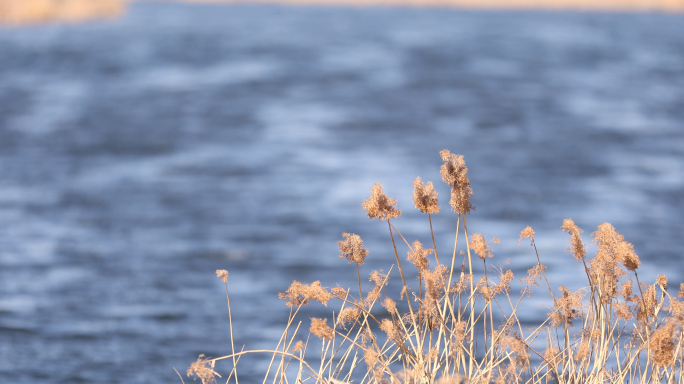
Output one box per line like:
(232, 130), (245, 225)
(187, 150), (684, 384)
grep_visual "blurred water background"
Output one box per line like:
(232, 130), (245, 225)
(1, 2), (683, 382)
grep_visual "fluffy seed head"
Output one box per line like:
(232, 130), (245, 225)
(413, 177), (440, 214)
(469, 233), (493, 260)
(657, 275), (668, 291)
(380, 318), (399, 341)
(215, 269), (228, 283)
(382, 297), (397, 314)
(292, 341), (305, 353)
(649, 321), (677, 368)
(336, 307), (360, 329)
(310, 318), (334, 340)
(518, 226), (535, 246)
(279, 281), (332, 307)
(549, 286), (584, 327)
(495, 270), (514, 295)
(439, 150), (474, 215)
(187, 354), (220, 384)
(362, 183), (401, 221)
(407, 240), (433, 272)
(562, 219), (586, 261)
(338, 233), (369, 265)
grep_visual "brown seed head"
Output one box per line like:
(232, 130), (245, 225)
(380, 318), (399, 341)
(637, 285), (657, 324)
(439, 150), (474, 215)
(407, 240), (432, 272)
(292, 341), (305, 353)
(187, 354), (219, 384)
(495, 270), (514, 295)
(363, 348), (379, 369)
(369, 270), (389, 288)
(619, 279), (634, 302)
(338, 233), (369, 265)
(657, 275), (668, 291)
(575, 341), (590, 362)
(469, 233), (493, 259)
(518, 226), (535, 246)
(310, 318), (334, 340)
(649, 321), (677, 368)
(279, 280), (332, 307)
(215, 269), (228, 283)
(561, 219), (586, 261)
(382, 297), (397, 314)
(592, 222), (640, 271)
(336, 307), (360, 329)
(549, 286), (584, 327)
(590, 223), (638, 302)
(362, 183), (401, 221)
(544, 346), (560, 366)
(412, 177), (440, 214)
(521, 264), (546, 296)
(452, 320), (466, 344)
(331, 286), (348, 299)
(423, 265), (448, 301)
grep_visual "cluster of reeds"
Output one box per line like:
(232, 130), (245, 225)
(186, 150), (684, 384)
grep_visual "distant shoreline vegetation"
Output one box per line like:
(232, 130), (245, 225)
(0, 0), (124, 24)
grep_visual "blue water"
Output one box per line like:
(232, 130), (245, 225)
(1, 2), (683, 383)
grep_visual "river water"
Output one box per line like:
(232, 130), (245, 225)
(1, 2), (683, 383)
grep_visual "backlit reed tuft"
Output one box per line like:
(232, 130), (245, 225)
(362, 183), (401, 221)
(413, 177), (440, 214)
(439, 149), (473, 215)
(338, 232), (368, 265)
(190, 149), (684, 384)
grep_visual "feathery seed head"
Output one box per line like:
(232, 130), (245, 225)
(657, 275), (668, 291)
(469, 233), (493, 260)
(407, 240), (432, 272)
(310, 317), (334, 340)
(338, 233), (368, 265)
(362, 183), (401, 221)
(495, 269), (514, 295)
(439, 150), (474, 215)
(382, 297), (397, 314)
(649, 321), (678, 368)
(412, 177), (440, 214)
(561, 219), (586, 261)
(292, 341), (305, 353)
(380, 318), (399, 341)
(592, 222), (640, 271)
(336, 307), (360, 329)
(518, 226), (535, 246)
(215, 269), (228, 283)
(187, 354), (220, 384)
(279, 280), (332, 307)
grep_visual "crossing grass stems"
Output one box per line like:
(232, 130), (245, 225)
(186, 149), (684, 384)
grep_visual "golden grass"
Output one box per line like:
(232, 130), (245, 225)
(189, 149), (684, 384)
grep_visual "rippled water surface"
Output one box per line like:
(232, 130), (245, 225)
(1, 3), (683, 383)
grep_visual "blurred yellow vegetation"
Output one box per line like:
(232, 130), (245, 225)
(0, 0), (124, 24)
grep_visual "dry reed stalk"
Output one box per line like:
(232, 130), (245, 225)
(189, 150), (684, 384)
